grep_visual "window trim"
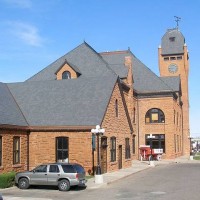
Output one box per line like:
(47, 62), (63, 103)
(13, 136), (20, 165)
(62, 71), (71, 79)
(115, 99), (118, 118)
(56, 137), (69, 162)
(110, 137), (116, 162)
(132, 136), (136, 154)
(145, 134), (165, 153)
(145, 108), (165, 123)
(125, 138), (131, 159)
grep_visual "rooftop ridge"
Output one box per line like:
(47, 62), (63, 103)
(100, 50), (129, 55)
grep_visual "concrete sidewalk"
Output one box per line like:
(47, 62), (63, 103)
(86, 156), (200, 189)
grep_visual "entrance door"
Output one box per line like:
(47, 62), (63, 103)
(118, 145), (122, 169)
(100, 137), (107, 174)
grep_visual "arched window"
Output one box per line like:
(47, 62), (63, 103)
(62, 71), (71, 79)
(145, 108), (165, 123)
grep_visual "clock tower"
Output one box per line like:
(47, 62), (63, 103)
(158, 28), (190, 156)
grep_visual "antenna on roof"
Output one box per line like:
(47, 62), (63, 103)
(174, 16), (181, 29)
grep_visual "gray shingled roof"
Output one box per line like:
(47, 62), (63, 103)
(7, 75), (117, 126)
(0, 82), (28, 126)
(27, 42), (115, 82)
(160, 76), (180, 92)
(161, 29), (185, 55)
(101, 51), (173, 93)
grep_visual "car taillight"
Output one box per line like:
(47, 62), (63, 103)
(76, 173), (78, 179)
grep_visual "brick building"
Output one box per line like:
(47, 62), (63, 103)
(0, 28), (190, 174)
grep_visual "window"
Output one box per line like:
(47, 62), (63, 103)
(177, 112), (179, 126)
(146, 134), (165, 153)
(177, 56), (182, 60)
(0, 136), (2, 166)
(125, 138), (130, 159)
(164, 57), (169, 61)
(145, 108), (165, 123)
(169, 37), (175, 42)
(115, 99), (118, 118)
(49, 165), (60, 173)
(13, 137), (20, 164)
(56, 137), (69, 162)
(34, 165), (47, 173)
(170, 57), (176, 60)
(133, 107), (136, 123)
(62, 71), (71, 79)
(174, 110), (176, 124)
(132, 136), (136, 154)
(61, 165), (75, 173)
(110, 137), (116, 162)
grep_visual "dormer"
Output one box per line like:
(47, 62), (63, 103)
(55, 60), (81, 80)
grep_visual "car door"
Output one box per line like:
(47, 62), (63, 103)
(47, 165), (60, 185)
(30, 165), (48, 185)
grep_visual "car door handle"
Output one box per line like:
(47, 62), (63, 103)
(57, 174), (60, 176)
(45, 174), (47, 175)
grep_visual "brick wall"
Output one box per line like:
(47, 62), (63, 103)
(137, 96), (183, 159)
(101, 81), (132, 172)
(158, 44), (190, 156)
(29, 131), (93, 174)
(28, 81), (132, 174)
(0, 130), (28, 173)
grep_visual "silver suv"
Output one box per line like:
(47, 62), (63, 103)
(15, 163), (87, 191)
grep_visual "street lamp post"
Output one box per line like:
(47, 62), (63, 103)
(147, 134), (155, 167)
(91, 125), (105, 183)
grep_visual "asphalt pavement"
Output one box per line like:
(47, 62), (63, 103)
(0, 155), (199, 200)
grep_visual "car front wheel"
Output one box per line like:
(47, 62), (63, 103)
(58, 179), (70, 191)
(18, 178), (30, 189)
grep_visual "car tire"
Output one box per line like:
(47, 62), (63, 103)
(58, 179), (70, 191)
(18, 178), (30, 189)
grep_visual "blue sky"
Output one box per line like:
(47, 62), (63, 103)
(0, 0), (199, 136)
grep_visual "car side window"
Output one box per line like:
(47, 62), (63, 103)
(49, 165), (60, 173)
(34, 165), (47, 173)
(61, 165), (75, 173)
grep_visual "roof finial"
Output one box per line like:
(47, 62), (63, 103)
(174, 16), (181, 29)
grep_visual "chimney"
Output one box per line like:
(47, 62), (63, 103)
(125, 56), (133, 87)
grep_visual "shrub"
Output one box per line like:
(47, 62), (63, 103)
(0, 172), (16, 188)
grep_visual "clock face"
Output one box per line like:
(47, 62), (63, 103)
(168, 64), (178, 73)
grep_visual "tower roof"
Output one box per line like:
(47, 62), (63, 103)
(161, 28), (185, 55)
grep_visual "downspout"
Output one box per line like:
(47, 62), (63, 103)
(27, 131), (30, 171)
(137, 98), (140, 160)
(181, 105), (184, 155)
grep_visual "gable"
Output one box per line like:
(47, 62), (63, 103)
(101, 78), (133, 133)
(55, 61), (80, 80)
(26, 42), (115, 82)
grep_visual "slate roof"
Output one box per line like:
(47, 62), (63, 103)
(0, 82), (28, 126)
(27, 42), (115, 82)
(160, 76), (180, 92)
(7, 75), (118, 127)
(101, 51), (178, 93)
(161, 28), (185, 55)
